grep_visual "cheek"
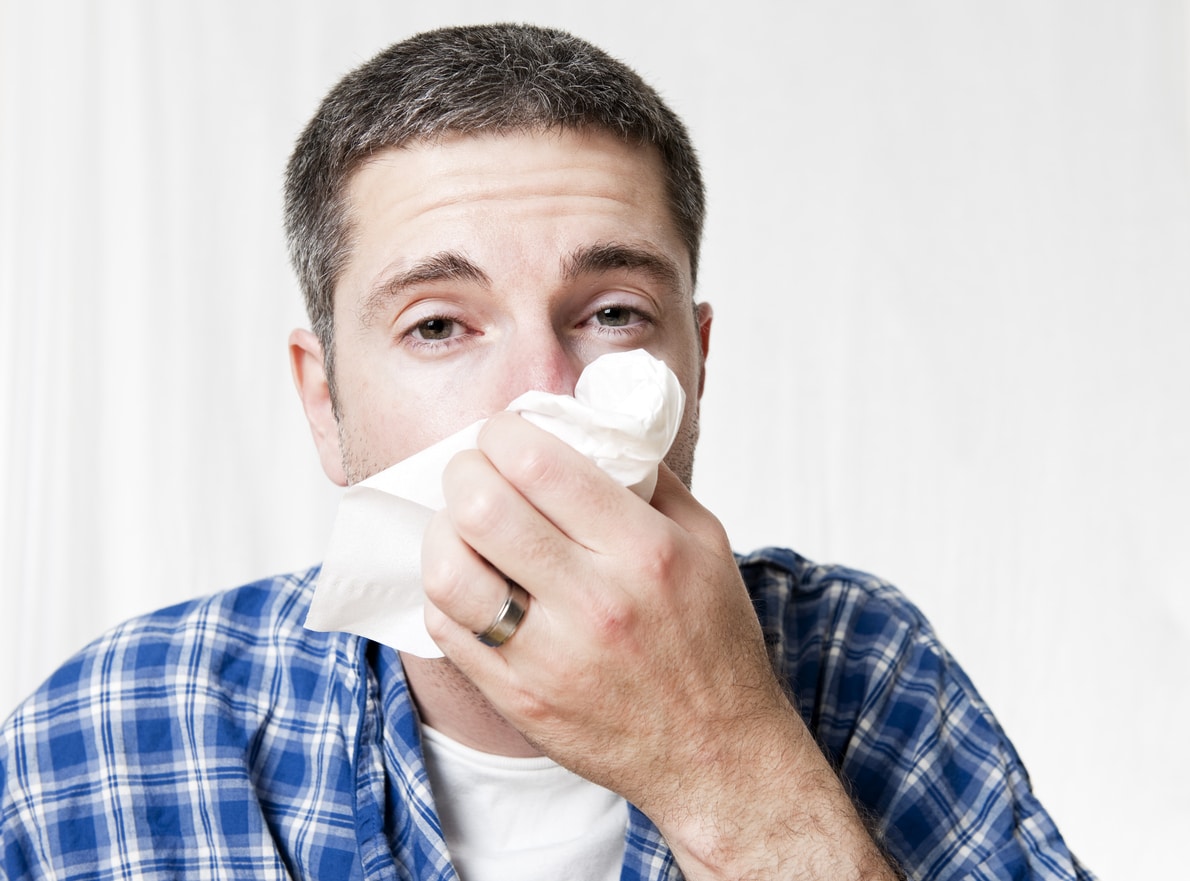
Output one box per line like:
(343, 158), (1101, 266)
(655, 328), (704, 404)
(663, 404), (700, 489)
(336, 407), (404, 484)
(333, 364), (422, 478)
(337, 361), (509, 478)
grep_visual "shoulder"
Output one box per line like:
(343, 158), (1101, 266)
(737, 546), (938, 678)
(6, 567), (338, 716)
(737, 548), (1093, 879)
(0, 566), (349, 759)
(0, 568), (366, 877)
(738, 546), (987, 758)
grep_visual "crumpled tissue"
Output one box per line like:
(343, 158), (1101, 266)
(303, 348), (686, 658)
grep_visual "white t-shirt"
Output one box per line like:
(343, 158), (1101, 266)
(419, 725), (628, 881)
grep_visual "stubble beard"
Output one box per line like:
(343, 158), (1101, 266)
(336, 400), (701, 491)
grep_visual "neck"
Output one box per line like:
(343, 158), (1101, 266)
(400, 651), (541, 758)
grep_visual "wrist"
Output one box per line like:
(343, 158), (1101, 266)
(650, 702), (899, 881)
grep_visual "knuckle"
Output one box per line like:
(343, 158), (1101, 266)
(450, 486), (504, 538)
(481, 413), (560, 490)
(700, 510), (733, 552)
(639, 528), (682, 586)
(421, 553), (468, 608)
(506, 442), (559, 490)
(423, 604), (452, 641)
(586, 593), (637, 645)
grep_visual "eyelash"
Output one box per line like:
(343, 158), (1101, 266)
(398, 313), (471, 352)
(586, 303), (654, 336)
(396, 302), (656, 351)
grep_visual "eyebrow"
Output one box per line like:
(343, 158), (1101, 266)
(360, 251), (491, 327)
(561, 243), (686, 295)
(358, 242), (686, 327)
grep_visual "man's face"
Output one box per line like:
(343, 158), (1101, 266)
(301, 129), (711, 487)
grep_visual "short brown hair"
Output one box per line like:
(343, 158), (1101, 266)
(283, 23), (705, 394)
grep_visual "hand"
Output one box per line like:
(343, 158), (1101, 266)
(422, 409), (774, 780)
(421, 412), (898, 879)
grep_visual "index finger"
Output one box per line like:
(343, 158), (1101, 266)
(474, 410), (662, 552)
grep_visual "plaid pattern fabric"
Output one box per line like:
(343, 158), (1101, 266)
(740, 548), (1095, 880)
(1, 549), (1094, 880)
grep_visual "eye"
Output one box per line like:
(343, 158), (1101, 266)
(585, 303), (652, 334)
(396, 312), (475, 353)
(410, 316), (460, 341)
(593, 306), (635, 328)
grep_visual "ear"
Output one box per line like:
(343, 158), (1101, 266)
(695, 301), (713, 399)
(288, 328), (348, 486)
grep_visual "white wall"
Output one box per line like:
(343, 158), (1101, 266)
(2, 2), (1186, 876)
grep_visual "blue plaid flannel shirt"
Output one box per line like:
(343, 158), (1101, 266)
(1, 547), (1095, 879)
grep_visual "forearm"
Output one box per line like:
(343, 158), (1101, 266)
(654, 699), (902, 881)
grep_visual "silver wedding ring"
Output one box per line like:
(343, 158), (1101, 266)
(476, 581), (530, 647)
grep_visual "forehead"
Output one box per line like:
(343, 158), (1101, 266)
(345, 128), (673, 226)
(334, 129), (690, 306)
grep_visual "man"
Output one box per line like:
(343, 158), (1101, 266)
(1, 24), (1093, 881)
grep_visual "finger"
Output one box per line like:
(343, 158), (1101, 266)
(421, 505), (523, 640)
(421, 498), (538, 679)
(648, 462), (730, 545)
(473, 411), (659, 554)
(439, 444), (588, 604)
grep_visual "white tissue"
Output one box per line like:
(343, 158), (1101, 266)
(304, 349), (686, 658)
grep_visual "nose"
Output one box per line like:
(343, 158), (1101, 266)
(497, 333), (584, 403)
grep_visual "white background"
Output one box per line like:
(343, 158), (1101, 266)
(3, 2), (1187, 876)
